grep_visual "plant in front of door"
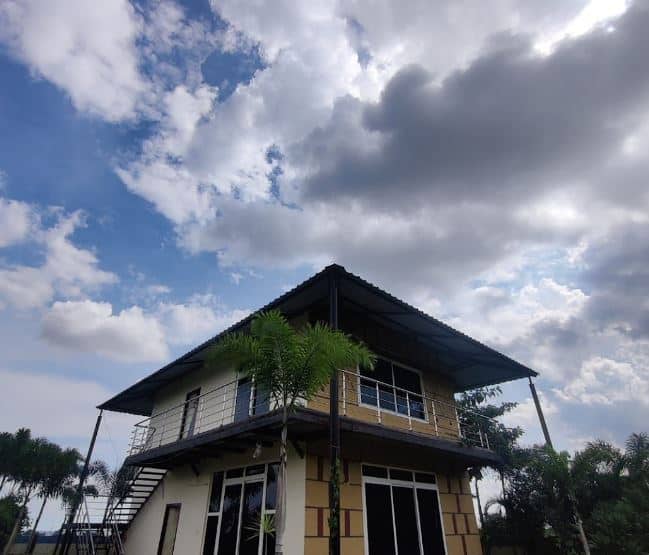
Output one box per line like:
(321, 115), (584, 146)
(209, 310), (375, 555)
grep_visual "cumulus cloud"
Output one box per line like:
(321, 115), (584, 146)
(0, 0), (221, 122)
(41, 300), (168, 362)
(556, 355), (649, 405)
(0, 0), (144, 121)
(0, 197), (35, 247)
(40, 296), (249, 363)
(0, 205), (117, 310)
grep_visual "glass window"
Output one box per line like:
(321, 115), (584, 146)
(416, 489), (446, 555)
(202, 463), (278, 555)
(363, 466), (446, 555)
(180, 389), (201, 439)
(389, 469), (413, 482)
(202, 516), (219, 555)
(208, 472), (223, 513)
(265, 464), (278, 510)
(239, 481), (264, 555)
(360, 359), (426, 420)
(157, 505), (180, 555)
(365, 483), (396, 555)
(392, 486), (421, 555)
(362, 465), (388, 478)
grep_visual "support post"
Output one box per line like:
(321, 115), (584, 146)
(56, 410), (103, 555)
(528, 377), (590, 555)
(328, 273), (340, 555)
(528, 377), (553, 449)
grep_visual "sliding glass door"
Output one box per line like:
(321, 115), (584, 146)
(362, 465), (446, 555)
(203, 463), (277, 555)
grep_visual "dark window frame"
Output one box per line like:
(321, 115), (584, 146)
(361, 464), (447, 555)
(157, 503), (182, 555)
(201, 462), (279, 555)
(358, 357), (427, 421)
(179, 388), (201, 440)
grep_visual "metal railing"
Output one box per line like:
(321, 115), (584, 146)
(127, 371), (501, 456)
(336, 370), (494, 448)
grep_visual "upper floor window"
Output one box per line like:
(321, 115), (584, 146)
(234, 377), (270, 422)
(359, 358), (426, 420)
(180, 388), (201, 439)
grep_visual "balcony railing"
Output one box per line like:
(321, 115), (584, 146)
(128, 371), (499, 457)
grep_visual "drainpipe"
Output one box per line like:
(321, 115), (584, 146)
(328, 272), (341, 555)
(56, 410), (103, 555)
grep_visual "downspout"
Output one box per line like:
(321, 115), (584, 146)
(328, 272), (341, 555)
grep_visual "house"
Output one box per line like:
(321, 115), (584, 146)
(79, 264), (536, 555)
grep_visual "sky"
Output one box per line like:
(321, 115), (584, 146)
(0, 0), (647, 530)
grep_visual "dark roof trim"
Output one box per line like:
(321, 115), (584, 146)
(100, 264), (536, 414)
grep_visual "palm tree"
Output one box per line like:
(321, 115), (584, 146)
(26, 447), (82, 554)
(2, 435), (48, 555)
(209, 310), (375, 555)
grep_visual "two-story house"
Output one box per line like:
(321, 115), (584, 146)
(86, 264), (535, 555)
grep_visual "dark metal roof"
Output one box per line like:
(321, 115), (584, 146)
(99, 264), (536, 416)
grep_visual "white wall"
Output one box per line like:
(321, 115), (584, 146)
(145, 361), (238, 448)
(123, 446), (306, 555)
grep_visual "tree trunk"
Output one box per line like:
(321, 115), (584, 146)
(274, 402), (288, 555)
(27, 495), (48, 554)
(2, 486), (31, 555)
(474, 478), (484, 528)
(575, 511), (591, 555)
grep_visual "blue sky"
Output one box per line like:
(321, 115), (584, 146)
(1, 0), (647, 529)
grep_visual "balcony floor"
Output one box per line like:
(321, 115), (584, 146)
(124, 407), (501, 469)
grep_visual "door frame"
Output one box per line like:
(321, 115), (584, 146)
(361, 465), (448, 555)
(206, 463), (277, 555)
(157, 503), (182, 555)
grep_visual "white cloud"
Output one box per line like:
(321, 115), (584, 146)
(555, 355), (649, 405)
(41, 300), (169, 362)
(40, 296), (249, 363)
(0, 0), (145, 122)
(0, 367), (134, 438)
(158, 298), (249, 346)
(0, 207), (117, 309)
(0, 197), (34, 247)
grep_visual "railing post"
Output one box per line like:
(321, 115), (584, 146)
(406, 391), (412, 430)
(431, 400), (438, 435)
(197, 396), (205, 434)
(159, 417), (166, 447)
(455, 406), (462, 438)
(342, 371), (347, 416)
(375, 382), (381, 423)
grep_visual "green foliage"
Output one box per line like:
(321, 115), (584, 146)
(0, 496), (28, 550)
(209, 310), (375, 555)
(482, 432), (649, 555)
(209, 309), (375, 408)
(457, 387), (523, 466)
(0, 428), (99, 553)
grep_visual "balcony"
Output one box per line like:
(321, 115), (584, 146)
(126, 370), (499, 468)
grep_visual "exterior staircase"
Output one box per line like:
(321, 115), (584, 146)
(62, 466), (166, 554)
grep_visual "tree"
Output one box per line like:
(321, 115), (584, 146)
(0, 429), (33, 496)
(0, 496), (28, 551)
(456, 387), (522, 525)
(2, 435), (48, 555)
(26, 447), (82, 554)
(482, 432), (649, 555)
(209, 310), (375, 555)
